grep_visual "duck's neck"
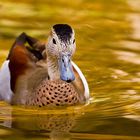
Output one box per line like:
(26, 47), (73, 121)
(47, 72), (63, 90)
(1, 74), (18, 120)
(47, 55), (60, 80)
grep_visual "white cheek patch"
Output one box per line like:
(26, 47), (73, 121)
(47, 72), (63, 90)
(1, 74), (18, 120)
(0, 60), (13, 103)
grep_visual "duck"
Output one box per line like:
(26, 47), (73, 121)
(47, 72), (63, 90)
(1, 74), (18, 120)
(0, 24), (89, 107)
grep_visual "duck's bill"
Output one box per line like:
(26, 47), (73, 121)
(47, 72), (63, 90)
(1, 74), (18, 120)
(58, 55), (75, 83)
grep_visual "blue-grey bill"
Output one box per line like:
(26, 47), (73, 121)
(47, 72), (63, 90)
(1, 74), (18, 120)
(58, 55), (75, 82)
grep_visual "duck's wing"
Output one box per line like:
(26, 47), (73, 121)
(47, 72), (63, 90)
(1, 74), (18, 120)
(0, 60), (13, 103)
(7, 32), (45, 60)
(0, 33), (46, 103)
(72, 62), (90, 103)
(8, 33), (46, 92)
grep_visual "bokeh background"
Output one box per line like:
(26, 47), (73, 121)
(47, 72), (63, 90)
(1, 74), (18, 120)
(0, 0), (140, 140)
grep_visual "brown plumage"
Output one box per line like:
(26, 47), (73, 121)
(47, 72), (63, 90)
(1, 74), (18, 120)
(26, 80), (80, 107)
(0, 24), (89, 106)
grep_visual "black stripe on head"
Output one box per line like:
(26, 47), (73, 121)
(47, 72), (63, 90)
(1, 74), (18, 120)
(53, 24), (73, 42)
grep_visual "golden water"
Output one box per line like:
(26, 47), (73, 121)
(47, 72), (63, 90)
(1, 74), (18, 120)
(0, 0), (140, 139)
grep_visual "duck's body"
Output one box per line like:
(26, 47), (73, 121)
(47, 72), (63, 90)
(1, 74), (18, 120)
(0, 24), (89, 106)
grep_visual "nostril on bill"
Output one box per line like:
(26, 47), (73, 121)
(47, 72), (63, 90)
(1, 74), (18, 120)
(62, 58), (64, 63)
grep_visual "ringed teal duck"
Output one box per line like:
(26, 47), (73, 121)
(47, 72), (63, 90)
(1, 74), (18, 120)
(0, 24), (89, 107)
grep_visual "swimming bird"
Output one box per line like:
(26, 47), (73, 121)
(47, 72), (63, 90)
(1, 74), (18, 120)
(0, 24), (89, 107)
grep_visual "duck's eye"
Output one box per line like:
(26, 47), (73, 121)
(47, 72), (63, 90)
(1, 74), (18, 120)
(53, 38), (56, 44)
(73, 39), (75, 44)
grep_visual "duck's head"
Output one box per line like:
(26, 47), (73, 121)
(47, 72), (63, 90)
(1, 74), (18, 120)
(46, 24), (76, 83)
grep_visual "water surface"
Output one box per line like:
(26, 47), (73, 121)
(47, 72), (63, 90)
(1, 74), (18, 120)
(0, 0), (140, 139)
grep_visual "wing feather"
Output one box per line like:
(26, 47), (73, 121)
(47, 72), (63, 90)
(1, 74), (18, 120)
(72, 62), (89, 102)
(0, 60), (13, 102)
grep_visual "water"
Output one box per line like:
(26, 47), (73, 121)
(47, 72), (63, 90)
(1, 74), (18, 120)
(0, 0), (140, 139)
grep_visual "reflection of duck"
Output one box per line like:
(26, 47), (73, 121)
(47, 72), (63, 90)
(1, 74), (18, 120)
(0, 103), (80, 140)
(0, 24), (89, 106)
(12, 113), (77, 132)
